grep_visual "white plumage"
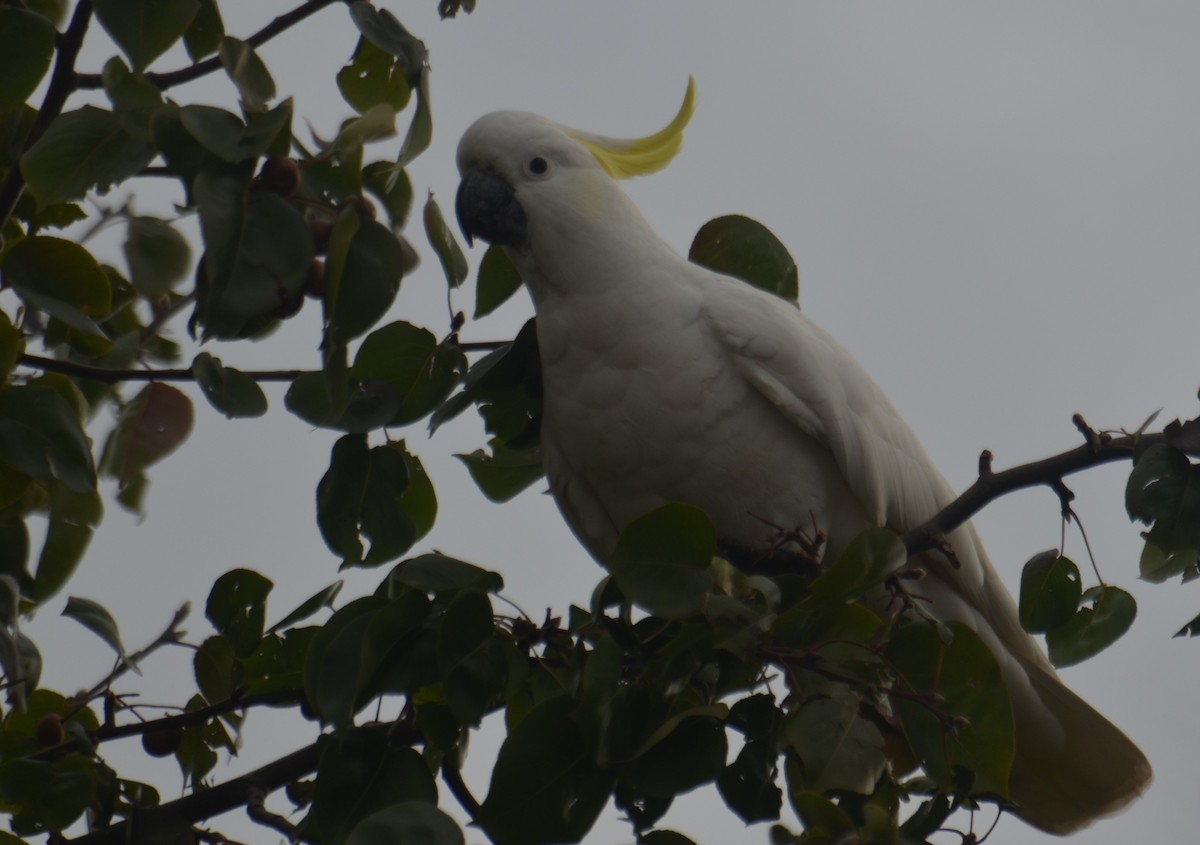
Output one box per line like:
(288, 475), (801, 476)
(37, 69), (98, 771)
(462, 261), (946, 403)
(455, 99), (1150, 835)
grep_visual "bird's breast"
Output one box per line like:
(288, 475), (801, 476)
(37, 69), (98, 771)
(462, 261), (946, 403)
(534, 286), (866, 560)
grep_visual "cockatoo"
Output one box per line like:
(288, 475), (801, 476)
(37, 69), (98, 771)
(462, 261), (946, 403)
(454, 80), (1150, 835)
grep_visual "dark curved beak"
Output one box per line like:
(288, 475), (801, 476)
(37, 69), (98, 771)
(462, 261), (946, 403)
(455, 167), (527, 248)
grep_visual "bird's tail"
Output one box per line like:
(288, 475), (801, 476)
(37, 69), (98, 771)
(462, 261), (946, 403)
(1007, 660), (1151, 834)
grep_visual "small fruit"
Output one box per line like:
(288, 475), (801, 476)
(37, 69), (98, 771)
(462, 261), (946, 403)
(35, 713), (65, 747)
(259, 155), (301, 196)
(303, 258), (326, 299)
(309, 218), (334, 253)
(141, 726), (183, 757)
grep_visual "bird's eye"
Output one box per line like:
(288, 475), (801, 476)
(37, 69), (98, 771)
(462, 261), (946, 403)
(527, 156), (549, 176)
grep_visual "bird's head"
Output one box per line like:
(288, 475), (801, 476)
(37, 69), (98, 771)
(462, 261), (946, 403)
(454, 78), (695, 252)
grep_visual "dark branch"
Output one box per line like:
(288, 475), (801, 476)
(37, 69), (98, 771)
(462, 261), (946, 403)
(67, 741), (321, 845)
(17, 353), (308, 385)
(441, 760), (481, 818)
(901, 429), (1174, 558)
(76, 0), (347, 91)
(0, 0), (93, 230)
(34, 689), (304, 762)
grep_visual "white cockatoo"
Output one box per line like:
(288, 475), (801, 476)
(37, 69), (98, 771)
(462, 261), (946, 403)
(454, 80), (1150, 835)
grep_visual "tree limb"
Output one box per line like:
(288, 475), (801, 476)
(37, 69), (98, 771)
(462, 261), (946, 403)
(67, 741), (321, 845)
(75, 0), (347, 92)
(901, 427), (1175, 559)
(0, 0), (93, 231)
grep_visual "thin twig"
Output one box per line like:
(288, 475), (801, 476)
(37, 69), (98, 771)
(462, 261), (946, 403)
(79, 603), (191, 704)
(17, 353), (308, 385)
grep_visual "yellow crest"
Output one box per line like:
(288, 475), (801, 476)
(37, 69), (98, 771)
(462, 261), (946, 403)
(567, 77), (695, 179)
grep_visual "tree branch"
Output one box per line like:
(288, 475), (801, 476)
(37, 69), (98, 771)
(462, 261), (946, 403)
(67, 741), (321, 845)
(0, 0), (93, 231)
(18, 353), (308, 385)
(901, 426), (1177, 559)
(75, 0), (347, 91)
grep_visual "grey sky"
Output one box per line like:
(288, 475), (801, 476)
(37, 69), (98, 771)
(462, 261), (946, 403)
(22, 3), (1199, 843)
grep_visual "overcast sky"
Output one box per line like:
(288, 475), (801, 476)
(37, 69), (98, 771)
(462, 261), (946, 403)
(22, 3), (1200, 843)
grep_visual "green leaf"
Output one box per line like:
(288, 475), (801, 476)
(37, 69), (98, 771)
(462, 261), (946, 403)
(93, 0), (200, 72)
(21, 106), (154, 206)
(363, 161), (413, 229)
(218, 37), (275, 111)
(785, 789), (857, 843)
(438, 590), (506, 725)
(101, 57), (165, 141)
(347, 803), (463, 845)
(192, 353), (268, 418)
(358, 442), (417, 567)
(62, 597), (130, 665)
(1018, 552), (1082, 633)
(32, 487), (101, 604)
(180, 99), (292, 164)
(0, 758), (98, 833)
(423, 194), (467, 288)
(337, 37), (412, 115)
(0, 383), (97, 492)
(0, 311), (24, 384)
(347, 3), (428, 86)
(784, 693), (885, 794)
(716, 739), (783, 824)
(1138, 540), (1197, 584)
(269, 581), (342, 633)
(689, 214), (799, 304)
(284, 371), (399, 433)
(303, 597), (385, 727)
(0, 8), (56, 111)
(124, 216), (191, 298)
(639, 833), (698, 845)
(315, 436), (426, 568)
(100, 382), (193, 485)
(619, 715), (728, 798)
(5, 236), (112, 334)
(206, 569), (273, 658)
(886, 620), (1014, 796)
(303, 729), (437, 844)
(317, 434), (370, 565)
(351, 322), (466, 426)
(384, 554), (503, 595)
(807, 527), (906, 607)
(1126, 443), (1200, 557)
(183, 0), (224, 61)
(193, 634), (236, 704)
(396, 67), (432, 168)
(326, 214), (405, 343)
(609, 503), (716, 620)
(398, 446), (437, 542)
(194, 168), (313, 338)
(474, 245), (524, 318)
(1045, 585), (1136, 667)
(455, 441), (543, 503)
(477, 695), (614, 845)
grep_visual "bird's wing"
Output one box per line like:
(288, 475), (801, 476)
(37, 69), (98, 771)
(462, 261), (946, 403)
(698, 275), (950, 540)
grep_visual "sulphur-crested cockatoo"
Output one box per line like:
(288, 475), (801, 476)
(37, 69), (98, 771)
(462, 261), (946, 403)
(454, 80), (1150, 834)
